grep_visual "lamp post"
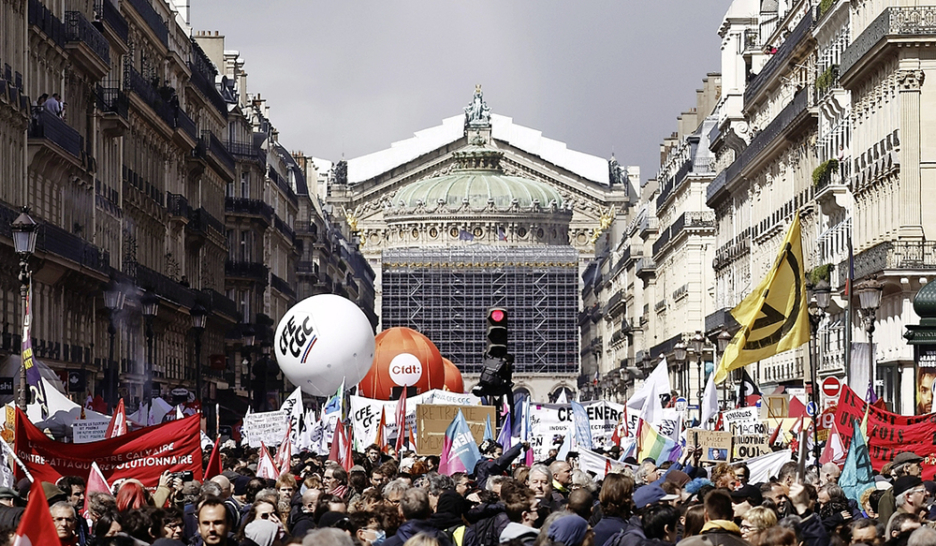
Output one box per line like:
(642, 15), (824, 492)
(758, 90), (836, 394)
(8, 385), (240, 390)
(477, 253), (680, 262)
(691, 331), (705, 422)
(12, 208), (38, 412)
(806, 279), (831, 469)
(716, 330), (732, 407)
(260, 340), (272, 410)
(191, 304), (207, 404)
(103, 281), (125, 409)
(673, 342), (687, 399)
(856, 277), (883, 399)
(141, 292), (158, 422)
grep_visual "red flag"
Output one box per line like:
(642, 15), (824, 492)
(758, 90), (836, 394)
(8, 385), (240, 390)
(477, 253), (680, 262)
(622, 402), (629, 437)
(204, 437), (222, 480)
(604, 458), (612, 475)
(274, 423), (292, 475)
(819, 420), (846, 466)
(329, 420), (348, 463)
(768, 420), (784, 446)
(257, 442), (279, 480)
(395, 388), (407, 453)
(105, 399), (127, 438)
(407, 426), (417, 452)
(14, 479), (60, 546)
(342, 424), (355, 473)
(82, 462), (110, 519)
(374, 407), (390, 454)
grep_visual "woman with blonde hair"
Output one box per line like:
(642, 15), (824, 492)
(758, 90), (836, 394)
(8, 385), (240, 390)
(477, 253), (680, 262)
(402, 533), (441, 546)
(740, 506), (778, 544)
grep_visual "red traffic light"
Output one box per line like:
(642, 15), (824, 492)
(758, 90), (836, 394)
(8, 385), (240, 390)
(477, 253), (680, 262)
(490, 309), (505, 323)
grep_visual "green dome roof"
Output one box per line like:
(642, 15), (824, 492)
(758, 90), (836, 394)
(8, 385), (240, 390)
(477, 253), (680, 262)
(394, 148), (563, 210)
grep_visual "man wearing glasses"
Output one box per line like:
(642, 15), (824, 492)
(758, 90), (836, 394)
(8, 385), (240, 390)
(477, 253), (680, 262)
(50, 501), (79, 546)
(886, 475), (928, 537)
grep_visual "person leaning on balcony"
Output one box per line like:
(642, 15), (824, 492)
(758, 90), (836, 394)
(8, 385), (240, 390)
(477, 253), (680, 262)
(44, 93), (62, 117)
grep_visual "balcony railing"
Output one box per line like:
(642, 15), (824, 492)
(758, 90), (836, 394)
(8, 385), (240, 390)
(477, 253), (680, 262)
(270, 274), (296, 299)
(225, 140), (266, 166)
(65, 11), (110, 65)
(136, 263), (195, 308)
(202, 131), (235, 175)
(124, 62), (176, 129)
(29, 108), (83, 160)
(635, 257), (656, 278)
(125, 0), (168, 48)
(166, 192), (190, 218)
(274, 214), (295, 243)
(28, 0), (66, 48)
(94, 0), (128, 44)
(841, 7), (936, 76)
(188, 207), (224, 236)
(225, 261), (268, 282)
(175, 109), (197, 141)
(225, 197), (273, 223)
(268, 167), (299, 206)
(852, 240), (936, 280)
(33, 220), (110, 274)
(744, 10), (813, 106)
(95, 86), (128, 119)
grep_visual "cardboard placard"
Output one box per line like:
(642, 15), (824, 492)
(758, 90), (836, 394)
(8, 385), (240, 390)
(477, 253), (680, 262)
(764, 395), (789, 419)
(732, 434), (770, 460)
(688, 429), (733, 462)
(723, 407), (765, 435)
(416, 404), (496, 456)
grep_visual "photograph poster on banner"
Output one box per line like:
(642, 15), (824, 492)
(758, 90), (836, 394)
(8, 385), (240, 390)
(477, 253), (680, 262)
(915, 345), (936, 415)
(688, 429), (733, 462)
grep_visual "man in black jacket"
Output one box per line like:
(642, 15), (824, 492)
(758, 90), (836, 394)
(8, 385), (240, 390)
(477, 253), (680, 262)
(383, 489), (452, 546)
(474, 440), (528, 490)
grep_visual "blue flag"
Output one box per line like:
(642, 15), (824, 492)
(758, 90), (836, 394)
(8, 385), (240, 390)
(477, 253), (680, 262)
(483, 414), (494, 442)
(496, 410), (513, 449)
(840, 418), (875, 505)
(439, 409), (482, 475)
(571, 401), (594, 450)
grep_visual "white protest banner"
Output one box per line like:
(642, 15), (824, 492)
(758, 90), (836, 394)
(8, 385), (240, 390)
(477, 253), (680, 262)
(578, 448), (628, 479)
(243, 410), (288, 447)
(733, 449), (793, 483)
(527, 403), (569, 461)
(350, 395), (419, 447)
(582, 401), (625, 448)
(723, 407), (764, 435)
(281, 387), (304, 449)
(72, 420), (109, 444)
(423, 390), (481, 406)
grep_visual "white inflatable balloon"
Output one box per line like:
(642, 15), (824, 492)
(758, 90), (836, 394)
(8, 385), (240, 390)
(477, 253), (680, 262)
(274, 294), (376, 396)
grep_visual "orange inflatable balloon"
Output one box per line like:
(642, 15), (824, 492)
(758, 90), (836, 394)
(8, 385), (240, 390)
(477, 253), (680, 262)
(359, 327), (446, 399)
(442, 358), (464, 393)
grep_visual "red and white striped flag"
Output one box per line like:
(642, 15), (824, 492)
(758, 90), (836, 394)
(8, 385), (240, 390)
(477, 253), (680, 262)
(105, 399), (127, 438)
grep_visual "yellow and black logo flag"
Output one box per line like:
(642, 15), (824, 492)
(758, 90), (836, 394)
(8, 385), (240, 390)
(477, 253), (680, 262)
(714, 213), (810, 383)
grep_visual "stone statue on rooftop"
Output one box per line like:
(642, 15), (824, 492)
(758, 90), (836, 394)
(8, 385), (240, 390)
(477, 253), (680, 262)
(465, 85), (491, 128)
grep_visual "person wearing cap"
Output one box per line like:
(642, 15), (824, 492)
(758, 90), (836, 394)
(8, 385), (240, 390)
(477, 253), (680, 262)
(879, 452), (926, 525)
(730, 484), (763, 522)
(0, 488), (24, 529)
(672, 490), (748, 546)
(886, 475), (929, 537)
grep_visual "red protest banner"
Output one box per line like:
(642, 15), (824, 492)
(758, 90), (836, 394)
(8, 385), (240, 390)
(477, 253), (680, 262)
(14, 408), (202, 488)
(835, 385), (936, 479)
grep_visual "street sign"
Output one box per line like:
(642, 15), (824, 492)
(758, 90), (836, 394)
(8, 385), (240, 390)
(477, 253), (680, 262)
(806, 401), (818, 417)
(675, 397), (688, 413)
(821, 377), (841, 398)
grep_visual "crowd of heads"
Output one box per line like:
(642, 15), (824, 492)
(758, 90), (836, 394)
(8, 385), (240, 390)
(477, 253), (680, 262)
(0, 436), (934, 546)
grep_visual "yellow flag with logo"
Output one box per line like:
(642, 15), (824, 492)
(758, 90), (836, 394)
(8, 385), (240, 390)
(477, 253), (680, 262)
(714, 213), (810, 383)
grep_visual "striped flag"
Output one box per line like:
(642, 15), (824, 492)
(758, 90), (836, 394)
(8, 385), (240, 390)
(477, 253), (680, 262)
(496, 409), (512, 450)
(636, 418), (679, 464)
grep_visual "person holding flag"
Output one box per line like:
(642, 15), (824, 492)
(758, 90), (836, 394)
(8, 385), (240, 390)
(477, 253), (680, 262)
(473, 438), (530, 489)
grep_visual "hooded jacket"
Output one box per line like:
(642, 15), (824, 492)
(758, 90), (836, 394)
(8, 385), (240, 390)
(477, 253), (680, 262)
(674, 520), (749, 546)
(384, 519), (454, 546)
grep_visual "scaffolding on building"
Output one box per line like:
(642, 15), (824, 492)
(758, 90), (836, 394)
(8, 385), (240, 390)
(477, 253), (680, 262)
(381, 246), (580, 375)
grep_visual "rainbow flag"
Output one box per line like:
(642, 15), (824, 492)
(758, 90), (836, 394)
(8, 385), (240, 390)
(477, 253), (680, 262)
(636, 418), (679, 464)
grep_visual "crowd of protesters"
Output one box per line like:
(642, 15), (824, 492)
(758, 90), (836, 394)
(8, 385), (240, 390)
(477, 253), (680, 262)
(2, 437), (936, 546)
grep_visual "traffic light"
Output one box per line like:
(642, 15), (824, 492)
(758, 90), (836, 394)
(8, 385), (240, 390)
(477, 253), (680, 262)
(486, 307), (508, 358)
(472, 354), (514, 398)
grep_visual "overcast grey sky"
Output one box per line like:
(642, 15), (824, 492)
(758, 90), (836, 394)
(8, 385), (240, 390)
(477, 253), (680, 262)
(190, 1), (731, 181)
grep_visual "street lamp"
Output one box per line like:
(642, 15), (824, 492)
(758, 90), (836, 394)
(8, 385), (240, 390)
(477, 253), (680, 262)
(103, 280), (125, 409)
(673, 341), (687, 396)
(141, 292), (158, 422)
(716, 330), (732, 406)
(691, 331), (705, 422)
(12, 208), (37, 412)
(191, 304), (207, 404)
(856, 277), (883, 399)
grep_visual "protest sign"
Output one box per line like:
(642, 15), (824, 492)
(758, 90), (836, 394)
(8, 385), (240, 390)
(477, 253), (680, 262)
(835, 385), (936, 480)
(15, 409), (202, 489)
(733, 434), (770, 460)
(416, 404), (496, 456)
(72, 420), (109, 444)
(243, 410), (288, 448)
(688, 428), (732, 462)
(723, 407), (765, 435)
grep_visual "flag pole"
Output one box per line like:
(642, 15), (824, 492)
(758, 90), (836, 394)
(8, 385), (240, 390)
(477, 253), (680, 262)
(0, 436), (32, 482)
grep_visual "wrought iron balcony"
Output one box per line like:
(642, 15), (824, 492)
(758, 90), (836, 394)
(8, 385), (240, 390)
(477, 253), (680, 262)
(225, 197), (273, 224)
(225, 140), (266, 166)
(166, 192), (190, 219)
(65, 11), (110, 66)
(95, 86), (128, 119)
(29, 108), (83, 160)
(274, 214), (295, 243)
(852, 240), (936, 280)
(175, 109), (197, 141)
(93, 0), (128, 44)
(28, 0), (66, 48)
(188, 207), (224, 236)
(270, 274), (296, 299)
(268, 167), (298, 206)
(202, 131), (235, 176)
(136, 263), (196, 308)
(124, 63), (176, 129)
(744, 10), (813, 106)
(225, 260), (269, 283)
(125, 0), (168, 48)
(195, 289), (239, 321)
(842, 7), (936, 77)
